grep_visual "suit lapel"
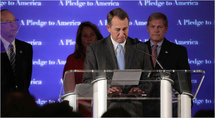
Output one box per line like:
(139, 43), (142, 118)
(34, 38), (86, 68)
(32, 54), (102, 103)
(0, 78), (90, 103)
(146, 39), (170, 69)
(15, 39), (20, 64)
(124, 38), (135, 69)
(157, 39), (170, 68)
(145, 40), (152, 54)
(1, 40), (11, 67)
(1, 40), (14, 76)
(1, 40), (6, 53)
(104, 36), (118, 69)
(1, 51), (10, 66)
(15, 39), (23, 74)
(145, 40), (154, 68)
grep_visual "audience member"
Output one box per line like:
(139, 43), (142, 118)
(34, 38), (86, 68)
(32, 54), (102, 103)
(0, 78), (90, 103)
(102, 107), (132, 117)
(39, 101), (83, 117)
(2, 91), (39, 116)
(194, 110), (214, 117)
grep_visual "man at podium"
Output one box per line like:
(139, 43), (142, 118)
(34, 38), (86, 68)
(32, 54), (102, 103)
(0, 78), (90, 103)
(83, 8), (152, 96)
(83, 8), (152, 116)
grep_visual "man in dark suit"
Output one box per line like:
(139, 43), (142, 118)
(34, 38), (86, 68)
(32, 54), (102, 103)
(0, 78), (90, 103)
(83, 8), (152, 116)
(145, 12), (190, 70)
(1, 9), (33, 100)
(144, 12), (192, 116)
(145, 12), (192, 92)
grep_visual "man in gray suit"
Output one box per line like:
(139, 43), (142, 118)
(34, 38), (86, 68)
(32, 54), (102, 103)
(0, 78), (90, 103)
(83, 8), (152, 97)
(83, 8), (152, 116)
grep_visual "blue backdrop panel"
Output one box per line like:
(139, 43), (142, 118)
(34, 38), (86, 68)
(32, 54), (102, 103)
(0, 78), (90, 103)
(1, 0), (214, 116)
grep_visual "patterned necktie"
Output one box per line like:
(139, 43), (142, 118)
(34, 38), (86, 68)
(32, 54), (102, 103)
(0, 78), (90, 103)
(9, 44), (16, 72)
(116, 44), (125, 70)
(152, 44), (157, 68)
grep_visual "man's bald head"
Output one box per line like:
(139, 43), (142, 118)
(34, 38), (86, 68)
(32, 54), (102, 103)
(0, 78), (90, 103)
(1, 9), (16, 22)
(1, 9), (18, 42)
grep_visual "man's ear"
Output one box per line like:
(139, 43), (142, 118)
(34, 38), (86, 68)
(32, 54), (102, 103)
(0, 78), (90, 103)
(107, 24), (111, 33)
(165, 26), (168, 33)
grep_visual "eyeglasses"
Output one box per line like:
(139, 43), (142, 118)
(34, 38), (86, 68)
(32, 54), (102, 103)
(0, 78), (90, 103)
(1, 19), (19, 25)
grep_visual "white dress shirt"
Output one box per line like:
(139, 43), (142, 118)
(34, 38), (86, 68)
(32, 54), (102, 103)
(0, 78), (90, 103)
(1, 37), (16, 59)
(110, 35), (126, 55)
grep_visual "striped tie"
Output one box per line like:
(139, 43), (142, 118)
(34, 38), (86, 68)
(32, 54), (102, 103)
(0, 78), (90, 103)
(9, 44), (16, 72)
(152, 44), (157, 68)
(116, 44), (125, 70)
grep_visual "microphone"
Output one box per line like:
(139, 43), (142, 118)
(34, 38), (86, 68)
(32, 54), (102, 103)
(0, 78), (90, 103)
(141, 49), (164, 70)
(135, 39), (192, 96)
(146, 52), (163, 70)
(134, 40), (164, 70)
(16, 24), (21, 34)
(135, 42), (165, 79)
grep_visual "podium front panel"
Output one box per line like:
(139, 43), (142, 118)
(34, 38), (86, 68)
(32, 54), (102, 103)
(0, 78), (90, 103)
(59, 70), (205, 117)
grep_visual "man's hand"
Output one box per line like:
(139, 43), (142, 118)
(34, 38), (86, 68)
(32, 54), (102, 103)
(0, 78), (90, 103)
(108, 87), (122, 96)
(128, 87), (145, 96)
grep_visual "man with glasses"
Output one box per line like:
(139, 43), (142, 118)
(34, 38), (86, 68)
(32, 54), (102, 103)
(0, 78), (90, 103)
(1, 9), (33, 100)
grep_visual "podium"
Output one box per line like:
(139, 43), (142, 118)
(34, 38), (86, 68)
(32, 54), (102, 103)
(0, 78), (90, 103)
(59, 69), (205, 118)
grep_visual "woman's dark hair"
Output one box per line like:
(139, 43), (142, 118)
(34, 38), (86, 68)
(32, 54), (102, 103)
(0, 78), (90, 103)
(74, 21), (103, 59)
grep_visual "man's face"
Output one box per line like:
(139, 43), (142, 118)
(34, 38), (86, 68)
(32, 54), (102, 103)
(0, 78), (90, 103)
(1, 11), (18, 43)
(147, 19), (168, 43)
(107, 16), (129, 43)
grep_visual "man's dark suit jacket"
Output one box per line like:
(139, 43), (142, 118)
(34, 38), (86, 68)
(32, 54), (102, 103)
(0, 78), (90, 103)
(83, 35), (152, 83)
(145, 38), (192, 93)
(145, 38), (190, 70)
(144, 38), (192, 117)
(1, 39), (33, 98)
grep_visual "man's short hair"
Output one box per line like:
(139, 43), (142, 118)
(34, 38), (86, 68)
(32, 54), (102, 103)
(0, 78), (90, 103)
(147, 12), (168, 27)
(107, 8), (129, 26)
